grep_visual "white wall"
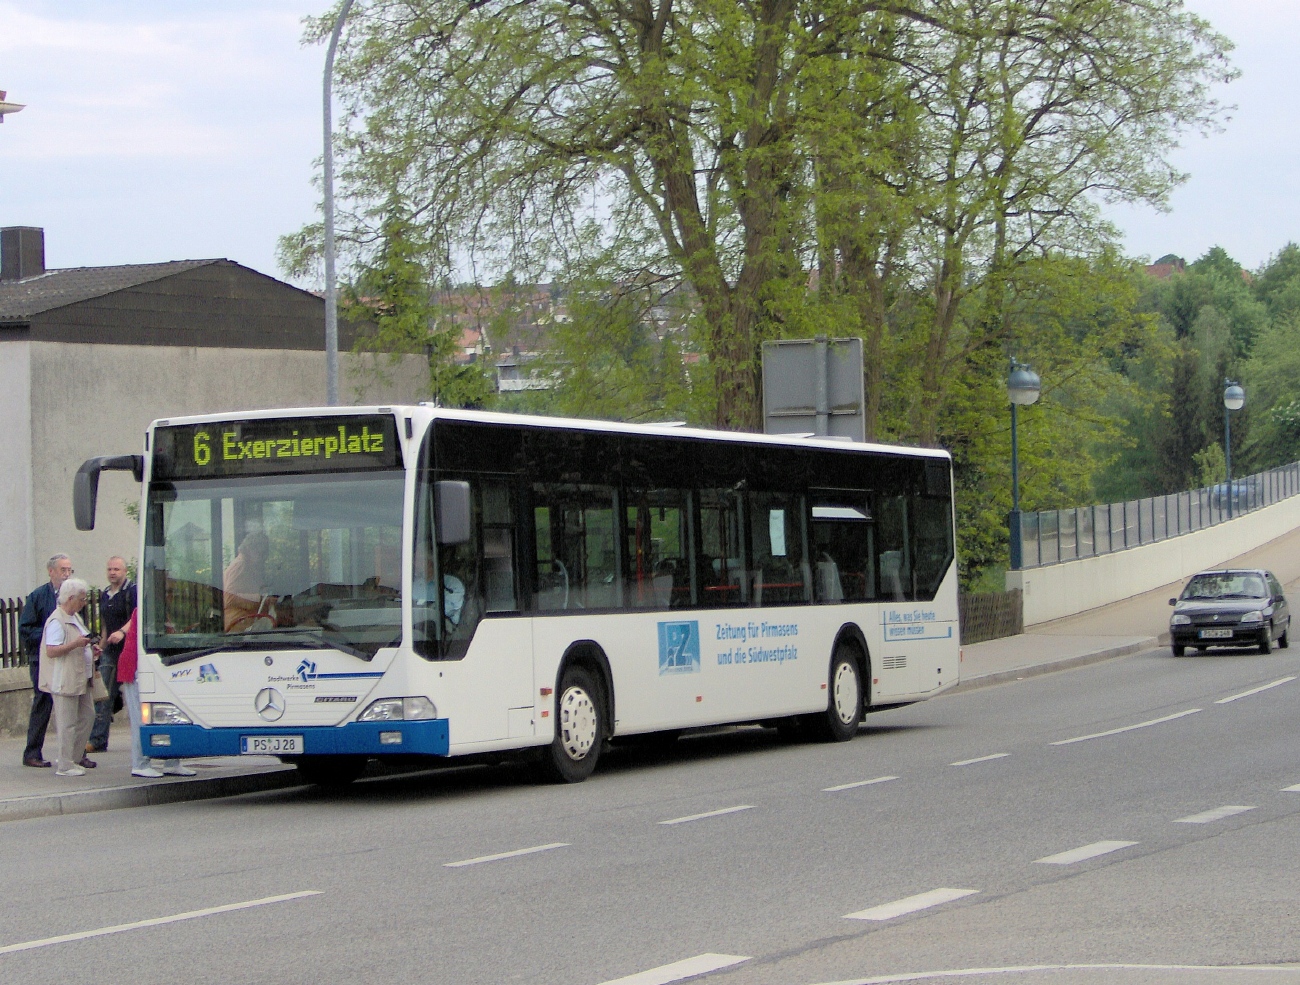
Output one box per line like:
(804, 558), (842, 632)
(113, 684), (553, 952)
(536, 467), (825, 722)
(0, 342), (34, 598)
(2, 342), (427, 598)
(1007, 494), (1300, 625)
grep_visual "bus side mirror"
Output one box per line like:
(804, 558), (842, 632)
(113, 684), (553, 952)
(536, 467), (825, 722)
(74, 455), (144, 531)
(435, 480), (472, 545)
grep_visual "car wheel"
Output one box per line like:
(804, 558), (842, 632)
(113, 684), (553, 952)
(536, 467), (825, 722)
(539, 666), (604, 783)
(1280, 627), (1290, 649)
(1171, 644), (1185, 657)
(1259, 627), (1273, 655)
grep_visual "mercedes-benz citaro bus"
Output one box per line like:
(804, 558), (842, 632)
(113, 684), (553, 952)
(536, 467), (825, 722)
(74, 406), (959, 786)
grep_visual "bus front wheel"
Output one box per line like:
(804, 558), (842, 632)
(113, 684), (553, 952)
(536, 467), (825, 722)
(541, 666), (605, 783)
(807, 647), (863, 742)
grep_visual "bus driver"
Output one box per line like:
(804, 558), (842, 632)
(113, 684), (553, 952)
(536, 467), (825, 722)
(223, 531), (275, 633)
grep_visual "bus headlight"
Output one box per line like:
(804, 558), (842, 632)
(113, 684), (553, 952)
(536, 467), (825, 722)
(358, 696), (437, 722)
(141, 702), (192, 726)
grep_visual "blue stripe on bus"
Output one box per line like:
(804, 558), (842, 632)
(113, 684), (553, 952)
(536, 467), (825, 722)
(139, 719), (450, 758)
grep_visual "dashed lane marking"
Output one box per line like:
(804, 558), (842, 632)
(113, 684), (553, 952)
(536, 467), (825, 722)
(1215, 676), (1297, 704)
(596, 953), (750, 985)
(444, 842), (569, 867)
(0, 891), (322, 956)
(1034, 840), (1137, 865)
(1283, 784), (1300, 793)
(823, 776), (899, 792)
(1174, 805), (1256, 824)
(843, 888), (979, 921)
(1050, 709), (1201, 746)
(659, 805), (754, 826)
(950, 753), (1010, 767)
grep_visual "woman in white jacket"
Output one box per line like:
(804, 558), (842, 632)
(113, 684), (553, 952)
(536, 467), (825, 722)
(38, 578), (100, 776)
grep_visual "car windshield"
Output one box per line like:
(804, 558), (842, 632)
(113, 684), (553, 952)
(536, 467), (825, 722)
(1181, 573), (1269, 601)
(143, 471), (405, 660)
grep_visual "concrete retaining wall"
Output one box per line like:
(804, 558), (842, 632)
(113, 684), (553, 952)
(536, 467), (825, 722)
(1, 667), (32, 739)
(1007, 494), (1300, 625)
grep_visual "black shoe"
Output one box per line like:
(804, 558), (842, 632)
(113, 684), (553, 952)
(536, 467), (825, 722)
(23, 757), (52, 768)
(79, 757), (98, 769)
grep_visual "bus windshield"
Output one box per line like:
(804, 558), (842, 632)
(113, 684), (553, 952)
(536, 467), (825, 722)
(143, 470), (405, 661)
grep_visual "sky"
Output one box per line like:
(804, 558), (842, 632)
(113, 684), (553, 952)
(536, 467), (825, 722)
(0, 0), (1297, 282)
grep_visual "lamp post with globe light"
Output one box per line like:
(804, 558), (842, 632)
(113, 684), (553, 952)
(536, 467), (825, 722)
(1008, 359), (1041, 570)
(0, 91), (24, 122)
(1223, 379), (1245, 519)
(322, 0), (356, 407)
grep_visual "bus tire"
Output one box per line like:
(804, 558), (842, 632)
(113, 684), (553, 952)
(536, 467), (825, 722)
(541, 666), (604, 783)
(809, 645), (863, 742)
(295, 755), (366, 787)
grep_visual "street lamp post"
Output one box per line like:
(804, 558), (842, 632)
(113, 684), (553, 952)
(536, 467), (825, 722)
(1223, 379), (1245, 519)
(322, 0), (356, 407)
(0, 91), (24, 123)
(1008, 359), (1042, 570)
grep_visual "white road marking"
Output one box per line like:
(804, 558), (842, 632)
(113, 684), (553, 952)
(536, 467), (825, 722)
(810, 962), (1300, 984)
(0, 891), (321, 956)
(843, 888), (979, 921)
(444, 842), (569, 867)
(1034, 840), (1137, 865)
(950, 753), (1009, 767)
(597, 953), (750, 985)
(1050, 709), (1201, 746)
(1283, 784), (1300, 793)
(1175, 805), (1256, 824)
(1215, 676), (1297, 704)
(659, 805), (753, 825)
(823, 776), (899, 792)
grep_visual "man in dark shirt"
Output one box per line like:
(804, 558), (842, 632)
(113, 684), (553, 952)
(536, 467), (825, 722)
(88, 556), (136, 754)
(20, 554), (73, 767)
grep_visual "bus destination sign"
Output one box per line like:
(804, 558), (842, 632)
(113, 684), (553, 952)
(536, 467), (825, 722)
(153, 415), (402, 480)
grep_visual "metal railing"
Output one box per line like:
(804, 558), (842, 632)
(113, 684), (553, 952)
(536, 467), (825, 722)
(1, 591), (103, 669)
(1018, 462), (1300, 569)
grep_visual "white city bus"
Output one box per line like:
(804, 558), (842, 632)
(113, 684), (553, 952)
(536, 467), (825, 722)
(75, 406), (958, 785)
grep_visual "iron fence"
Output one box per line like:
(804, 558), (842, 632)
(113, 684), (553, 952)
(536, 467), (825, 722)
(959, 589), (1023, 644)
(1, 591), (103, 669)
(1018, 462), (1300, 569)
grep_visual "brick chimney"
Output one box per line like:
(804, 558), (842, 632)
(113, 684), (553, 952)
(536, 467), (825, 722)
(1, 226), (46, 281)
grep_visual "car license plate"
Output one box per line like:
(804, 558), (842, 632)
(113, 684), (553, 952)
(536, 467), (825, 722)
(1198, 628), (1233, 640)
(241, 735), (303, 755)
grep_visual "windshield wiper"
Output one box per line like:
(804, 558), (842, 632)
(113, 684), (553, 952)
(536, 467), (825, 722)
(158, 632), (373, 665)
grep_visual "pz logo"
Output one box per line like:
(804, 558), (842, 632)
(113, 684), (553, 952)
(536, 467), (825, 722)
(658, 621), (700, 675)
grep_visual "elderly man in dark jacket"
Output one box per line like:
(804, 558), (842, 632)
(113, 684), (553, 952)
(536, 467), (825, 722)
(20, 554), (74, 767)
(88, 556), (136, 753)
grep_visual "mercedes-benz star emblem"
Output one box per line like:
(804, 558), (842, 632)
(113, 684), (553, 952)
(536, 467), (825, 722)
(255, 687), (285, 722)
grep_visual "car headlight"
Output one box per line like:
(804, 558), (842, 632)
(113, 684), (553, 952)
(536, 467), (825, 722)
(357, 696), (437, 722)
(1240, 610), (1264, 624)
(1171, 614), (1191, 626)
(141, 702), (192, 725)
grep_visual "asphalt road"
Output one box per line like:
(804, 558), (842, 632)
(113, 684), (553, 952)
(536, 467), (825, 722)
(2, 644), (1299, 985)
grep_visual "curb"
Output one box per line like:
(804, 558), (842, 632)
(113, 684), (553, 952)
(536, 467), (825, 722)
(0, 766), (304, 824)
(953, 636), (1160, 694)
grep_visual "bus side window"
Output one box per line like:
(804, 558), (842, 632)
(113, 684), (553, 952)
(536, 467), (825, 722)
(911, 495), (953, 601)
(480, 479), (517, 612)
(876, 495), (911, 601)
(533, 483), (618, 611)
(625, 489), (691, 609)
(748, 492), (810, 606)
(810, 499), (874, 602)
(696, 489), (746, 606)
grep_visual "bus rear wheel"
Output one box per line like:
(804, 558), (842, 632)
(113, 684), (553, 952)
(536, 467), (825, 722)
(807, 646), (863, 742)
(540, 666), (605, 783)
(294, 755), (367, 787)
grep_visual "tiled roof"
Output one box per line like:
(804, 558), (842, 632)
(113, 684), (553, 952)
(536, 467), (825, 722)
(0, 259), (221, 320)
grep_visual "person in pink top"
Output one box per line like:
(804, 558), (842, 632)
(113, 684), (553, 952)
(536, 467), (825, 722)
(117, 610), (196, 778)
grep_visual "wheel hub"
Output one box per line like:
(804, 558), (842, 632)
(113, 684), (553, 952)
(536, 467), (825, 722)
(832, 661), (859, 725)
(559, 686), (598, 760)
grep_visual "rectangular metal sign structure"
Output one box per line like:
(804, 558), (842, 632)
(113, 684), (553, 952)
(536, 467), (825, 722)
(762, 337), (865, 441)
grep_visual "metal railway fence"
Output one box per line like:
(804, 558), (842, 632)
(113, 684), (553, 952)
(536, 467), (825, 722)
(1018, 462), (1300, 568)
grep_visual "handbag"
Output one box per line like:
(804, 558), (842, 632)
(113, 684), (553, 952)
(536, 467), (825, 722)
(91, 666), (110, 702)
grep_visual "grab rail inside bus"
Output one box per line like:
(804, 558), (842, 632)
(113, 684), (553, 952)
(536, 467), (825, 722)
(74, 455), (144, 531)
